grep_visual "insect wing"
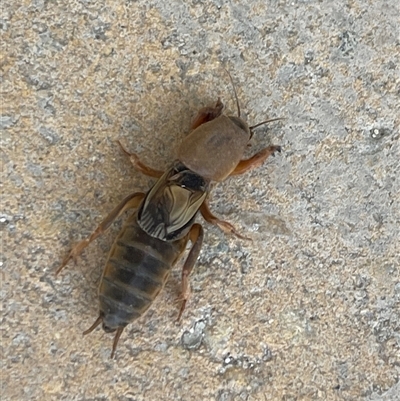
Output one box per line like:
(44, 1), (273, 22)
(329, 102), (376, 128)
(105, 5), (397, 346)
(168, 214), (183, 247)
(138, 166), (207, 240)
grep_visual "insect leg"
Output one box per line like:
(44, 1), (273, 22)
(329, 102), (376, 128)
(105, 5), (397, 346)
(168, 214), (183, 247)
(56, 192), (145, 274)
(117, 140), (163, 178)
(177, 223), (204, 321)
(190, 98), (224, 130)
(230, 145), (282, 176)
(200, 202), (250, 240)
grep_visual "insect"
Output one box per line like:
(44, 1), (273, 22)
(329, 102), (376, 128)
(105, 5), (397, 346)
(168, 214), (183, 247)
(56, 73), (282, 358)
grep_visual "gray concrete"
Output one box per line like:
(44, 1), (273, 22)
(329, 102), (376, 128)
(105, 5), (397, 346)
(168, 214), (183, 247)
(2, 0), (399, 400)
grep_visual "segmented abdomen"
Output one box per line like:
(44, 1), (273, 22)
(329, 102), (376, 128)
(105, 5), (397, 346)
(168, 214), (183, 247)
(99, 212), (187, 330)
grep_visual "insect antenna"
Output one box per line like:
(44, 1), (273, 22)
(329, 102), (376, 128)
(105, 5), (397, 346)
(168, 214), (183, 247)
(249, 117), (283, 139)
(111, 327), (124, 359)
(250, 117), (283, 130)
(224, 68), (241, 118)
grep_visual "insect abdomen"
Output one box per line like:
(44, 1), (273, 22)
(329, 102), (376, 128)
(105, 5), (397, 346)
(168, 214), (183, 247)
(99, 213), (187, 331)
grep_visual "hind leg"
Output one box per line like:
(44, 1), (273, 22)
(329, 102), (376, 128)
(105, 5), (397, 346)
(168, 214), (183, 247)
(57, 192), (145, 274)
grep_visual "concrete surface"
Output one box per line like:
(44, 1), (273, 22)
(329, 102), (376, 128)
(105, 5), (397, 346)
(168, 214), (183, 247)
(2, 0), (399, 400)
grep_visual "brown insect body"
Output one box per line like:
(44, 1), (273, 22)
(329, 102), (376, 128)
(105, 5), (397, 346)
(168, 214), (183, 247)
(79, 162), (208, 356)
(57, 75), (281, 358)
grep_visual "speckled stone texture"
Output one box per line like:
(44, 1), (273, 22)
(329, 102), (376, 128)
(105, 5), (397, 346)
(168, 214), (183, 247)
(2, 1), (399, 400)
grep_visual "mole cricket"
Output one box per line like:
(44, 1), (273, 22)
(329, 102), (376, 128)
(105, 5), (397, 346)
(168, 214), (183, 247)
(57, 73), (282, 358)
